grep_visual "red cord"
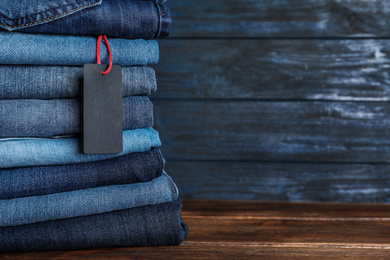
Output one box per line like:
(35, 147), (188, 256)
(96, 35), (113, 75)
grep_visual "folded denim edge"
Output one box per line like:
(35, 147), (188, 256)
(0, 172), (178, 227)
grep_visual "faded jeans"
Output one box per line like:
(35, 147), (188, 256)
(0, 128), (161, 168)
(0, 96), (153, 137)
(0, 66), (157, 99)
(0, 171), (177, 227)
(0, 31), (159, 66)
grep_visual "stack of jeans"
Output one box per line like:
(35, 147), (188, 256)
(0, 0), (187, 252)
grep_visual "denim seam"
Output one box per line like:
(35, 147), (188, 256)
(163, 171), (179, 199)
(153, 3), (162, 39)
(0, 1), (99, 29)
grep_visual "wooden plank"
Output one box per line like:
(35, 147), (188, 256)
(154, 101), (390, 163)
(182, 200), (390, 219)
(3, 244), (390, 260)
(182, 200), (390, 244)
(166, 162), (390, 202)
(185, 218), (390, 244)
(152, 39), (390, 101)
(3, 200), (390, 259)
(168, 0), (390, 38)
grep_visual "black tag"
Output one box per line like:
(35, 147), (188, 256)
(83, 64), (123, 154)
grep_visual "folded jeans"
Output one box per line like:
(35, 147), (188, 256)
(0, 171), (177, 227)
(0, 31), (159, 66)
(0, 199), (188, 252)
(0, 147), (164, 199)
(10, 0), (172, 39)
(0, 65), (157, 99)
(0, 96), (153, 137)
(0, 128), (161, 168)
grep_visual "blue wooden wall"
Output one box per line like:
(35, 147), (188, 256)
(151, 0), (390, 203)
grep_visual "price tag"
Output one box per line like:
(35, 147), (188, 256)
(83, 64), (122, 154)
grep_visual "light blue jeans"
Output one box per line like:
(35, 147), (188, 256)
(0, 31), (159, 66)
(0, 128), (161, 168)
(0, 66), (157, 99)
(0, 172), (177, 227)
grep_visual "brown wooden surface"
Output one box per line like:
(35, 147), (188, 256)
(2, 200), (390, 259)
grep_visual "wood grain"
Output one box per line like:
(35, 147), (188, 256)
(2, 245), (390, 260)
(182, 200), (390, 219)
(184, 201), (390, 244)
(3, 200), (390, 259)
(168, 0), (390, 38)
(152, 1), (390, 203)
(154, 100), (390, 162)
(166, 162), (390, 202)
(152, 39), (390, 100)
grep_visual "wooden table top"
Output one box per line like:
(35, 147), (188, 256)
(3, 200), (390, 259)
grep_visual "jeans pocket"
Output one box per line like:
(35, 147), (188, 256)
(0, 0), (102, 30)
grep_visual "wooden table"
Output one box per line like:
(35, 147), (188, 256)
(3, 200), (390, 259)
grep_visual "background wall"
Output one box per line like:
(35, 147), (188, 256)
(151, 0), (390, 203)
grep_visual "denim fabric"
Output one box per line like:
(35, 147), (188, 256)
(0, 66), (157, 99)
(0, 199), (188, 252)
(0, 31), (159, 66)
(14, 0), (171, 39)
(0, 128), (160, 168)
(0, 171), (177, 227)
(0, 148), (164, 199)
(0, 96), (153, 137)
(0, 0), (102, 29)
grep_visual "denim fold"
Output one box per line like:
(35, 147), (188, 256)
(13, 0), (172, 39)
(0, 66), (157, 99)
(0, 172), (177, 227)
(0, 31), (159, 66)
(0, 199), (188, 252)
(0, 128), (161, 168)
(0, 96), (153, 137)
(0, 148), (164, 199)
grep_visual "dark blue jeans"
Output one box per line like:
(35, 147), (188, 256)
(0, 199), (188, 252)
(0, 96), (153, 137)
(0, 0), (171, 39)
(0, 148), (164, 199)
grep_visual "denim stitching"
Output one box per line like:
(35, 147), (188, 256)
(0, 1), (94, 21)
(0, 2), (98, 29)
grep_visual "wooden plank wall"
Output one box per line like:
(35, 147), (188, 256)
(151, 0), (390, 203)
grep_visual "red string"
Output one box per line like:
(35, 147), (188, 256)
(96, 35), (113, 75)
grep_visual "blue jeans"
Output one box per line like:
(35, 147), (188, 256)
(0, 199), (188, 252)
(19, 0), (170, 39)
(0, 96), (153, 137)
(0, 147), (164, 199)
(0, 66), (156, 99)
(0, 31), (159, 66)
(0, 128), (161, 168)
(0, 171), (177, 227)
(0, 0), (171, 39)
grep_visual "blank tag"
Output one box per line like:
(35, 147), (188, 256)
(83, 64), (122, 154)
